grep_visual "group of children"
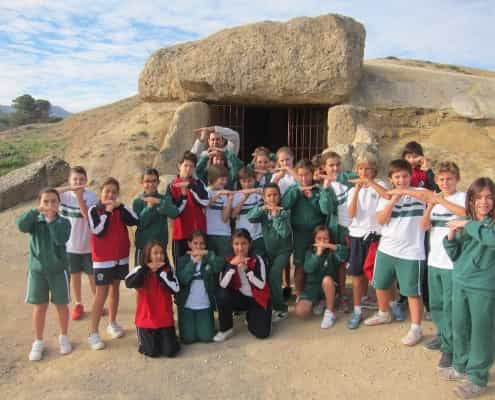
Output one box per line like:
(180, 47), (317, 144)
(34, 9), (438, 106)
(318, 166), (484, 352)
(17, 125), (495, 398)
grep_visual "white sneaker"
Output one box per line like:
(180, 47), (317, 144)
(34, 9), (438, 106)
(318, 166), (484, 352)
(28, 340), (44, 361)
(58, 335), (72, 355)
(321, 310), (337, 329)
(364, 312), (392, 326)
(401, 328), (423, 346)
(312, 301), (325, 316)
(272, 310), (289, 323)
(213, 329), (234, 342)
(88, 332), (105, 350)
(106, 322), (124, 339)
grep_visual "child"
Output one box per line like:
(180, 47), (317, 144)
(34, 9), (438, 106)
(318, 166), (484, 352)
(345, 156), (388, 329)
(125, 241), (180, 358)
(167, 151), (209, 267)
(17, 188), (72, 361)
(232, 167), (265, 255)
(440, 177), (495, 399)
(270, 147), (297, 196)
(214, 229), (272, 341)
(294, 226), (349, 328)
(206, 165), (233, 257)
(196, 147), (243, 190)
(252, 146), (273, 187)
(176, 231), (224, 344)
(57, 166), (98, 320)
(248, 183), (293, 322)
(364, 160), (426, 346)
(87, 177), (138, 350)
(282, 159), (326, 297)
(402, 141), (438, 191)
(132, 167), (185, 266)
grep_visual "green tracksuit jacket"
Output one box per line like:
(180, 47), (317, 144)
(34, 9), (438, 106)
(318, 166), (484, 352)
(247, 206), (292, 256)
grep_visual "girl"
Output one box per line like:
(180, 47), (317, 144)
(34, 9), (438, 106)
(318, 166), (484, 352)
(252, 147), (273, 187)
(295, 226), (349, 329)
(176, 231), (224, 344)
(214, 229), (272, 341)
(87, 177), (138, 350)
(248, 183), (293, 322)
(17, 188), (72, 361)
(196, 147), (243, 190)
(125, 241), (180, 358)
(440, 177), (495, 399)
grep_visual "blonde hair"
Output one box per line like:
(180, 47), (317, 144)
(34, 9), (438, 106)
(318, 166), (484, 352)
(435, 161), (460, 180)
(355, 155), (378, 170)
(276, 146), (294, 160)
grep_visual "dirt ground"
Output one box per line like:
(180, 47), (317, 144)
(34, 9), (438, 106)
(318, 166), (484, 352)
(1, 202), (494, 400)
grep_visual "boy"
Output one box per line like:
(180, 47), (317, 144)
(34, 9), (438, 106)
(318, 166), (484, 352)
(364, 159), (426, 346)
(57, 166), (98, 320)
(133, 167), (185, 265)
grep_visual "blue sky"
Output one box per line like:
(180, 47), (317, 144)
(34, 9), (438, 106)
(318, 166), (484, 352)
(1, 0), (494, 112)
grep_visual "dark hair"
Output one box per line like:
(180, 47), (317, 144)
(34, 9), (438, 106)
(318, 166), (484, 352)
(263, 182), (281, 196)
(141, 240), (169, 266)
(311, 154), (322, 168)
(208, 165), (229, 184)
(142, 167), (160, 180)
(238, 167), (256, 180)
(70, 165), (87, 178)
(295, 158), (314, 172)
(388, 159), (412, 178)
(312, 225), (331, 242)
(38, 187), (60, 202)
(320, 151), (341, 165)
(232, 228), (253, 243)
(402, 141), (424, 158)
(100, 177), (120, 193)
(465, 177), (495, 220)
(188, 230), (207, 245)
(179, 150), (198, 166)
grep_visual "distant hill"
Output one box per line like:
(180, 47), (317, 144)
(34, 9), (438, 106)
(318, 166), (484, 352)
(0, 104), (71, 118)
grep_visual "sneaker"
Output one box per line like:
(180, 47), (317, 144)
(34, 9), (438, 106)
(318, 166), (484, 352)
(439, 367), (467, 381)
(213, 329), (234, 342)
(390, 301), (407, 321)
(71, 303), (84, 320)
(438, 352), (453, 369)
(364, 312), (392, 326)
(88, 332), (105, 350)
(454, 381), (486, 399)
(272, 310), (288, 323)
(347, 312), (363, 330)
(28, 340), (44, 361)
(321, 310), (337, 329)
(401, 328), (423, 346)
(336, 296), (351, 313)
(424, 311), (432, 321)
(282, 286), (292, 301)
(312, 301), (325, 316)
(106, 322), (124, 339)
(361, 296), (378, 310)
(423, 336), (442, 351)
(58, 335), (72, 355)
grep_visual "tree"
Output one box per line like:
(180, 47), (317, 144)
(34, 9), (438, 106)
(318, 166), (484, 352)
(9, 94), (51, 125)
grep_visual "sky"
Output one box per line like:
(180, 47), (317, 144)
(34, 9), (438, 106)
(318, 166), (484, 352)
(0, 0), (494, 113)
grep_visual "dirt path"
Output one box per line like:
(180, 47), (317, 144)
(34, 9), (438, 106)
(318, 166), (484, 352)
(1, 203), (493, 400)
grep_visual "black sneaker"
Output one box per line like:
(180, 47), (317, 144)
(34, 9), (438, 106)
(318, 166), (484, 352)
(438, 352), (453, 369)
(282, 287), (292, 301)
(423, 336), (442, 351)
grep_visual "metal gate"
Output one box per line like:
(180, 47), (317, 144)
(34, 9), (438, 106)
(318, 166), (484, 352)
(288, 107), (328, 161)
(209, 104), (246, 159)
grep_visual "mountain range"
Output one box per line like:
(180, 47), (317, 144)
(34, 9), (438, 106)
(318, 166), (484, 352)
(0, 104), (71, 118)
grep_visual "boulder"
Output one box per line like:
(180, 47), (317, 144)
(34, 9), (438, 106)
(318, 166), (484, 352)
(0, 156), (69, 211)
(139, 14), (365, 105)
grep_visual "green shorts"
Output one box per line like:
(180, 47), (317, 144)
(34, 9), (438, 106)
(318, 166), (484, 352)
(207, 235), (232, 257)
(68, 253), (93, 275)
(293, 230), (313, 267)
(299, 283), (324, 303)
(372, 251), (425, 297)
(26, 269), (70, 305)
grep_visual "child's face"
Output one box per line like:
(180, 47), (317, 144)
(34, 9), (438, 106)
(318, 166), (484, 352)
(314, 230), (330, 245)
(404, 152), (422, 167)
(142, 174), (159, 195)
(69, 172), (87, 187)
(471, 187), (494, 220)
(188, 236), (206, 252)
(211, 153), (225, 166)
(208, 132), (224, 149)
(101, 184), (118, 202)
(149, 245), (165, 264)
(254, 155), (270, 171)
(179, 160), (195, 178)
(232, 237), (250, 257)
(240, 177), (255, 189)
(277, 152), (293, 169)
(435, 172), (458, 195)
(357, 163), (376, 180)
(212, 176), (228, 190)
(390, 170), (411, 189)
(263, 187), (280, 207)
(39, 192), (60, 210)
(297, 167), (313, 186)
(324, 157), (341, 179)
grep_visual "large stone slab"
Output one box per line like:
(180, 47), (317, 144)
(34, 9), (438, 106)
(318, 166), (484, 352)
(139, 14), (365, 105)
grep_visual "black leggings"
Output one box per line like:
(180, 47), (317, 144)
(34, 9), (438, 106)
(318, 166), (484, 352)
(216, 287), (272, 339)
(136, 327), (180, 358)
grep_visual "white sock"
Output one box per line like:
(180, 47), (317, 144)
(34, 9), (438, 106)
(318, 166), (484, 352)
(378, 310), (390, 318)
(325, 310), (335, 318)
(354, 305), (362, 314)
(389, 300), (397, 307)
(33, 339), (43, 345)
(410, 323), (422, 332)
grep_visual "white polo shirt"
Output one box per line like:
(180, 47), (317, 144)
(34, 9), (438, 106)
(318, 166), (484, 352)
(331, 181), (352, 227)
(232, 192), (263, 240)
(206, 190), (231, 236)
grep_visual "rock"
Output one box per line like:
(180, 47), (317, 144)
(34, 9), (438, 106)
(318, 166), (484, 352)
(0, 156), (69, 211)
(139, 14), (365, 105)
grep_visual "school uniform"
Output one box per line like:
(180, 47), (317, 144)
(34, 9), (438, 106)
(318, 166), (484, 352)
(216, 255), (272, 339)
(443, 217), (495, 388)
(196, 149), (244, 190)
(206, 190), (232, 257)
(88, 203), (138, 285)
(16, 210), (71, 305)
(176, 251), (225, 343)
(125, 264), (180, 358)
(247, 206), (292, 313)
(427, 192), (466, 355)
(232, 192), (265, 255)
(373, 190), (426, 296)
(271, 173), (297, 197)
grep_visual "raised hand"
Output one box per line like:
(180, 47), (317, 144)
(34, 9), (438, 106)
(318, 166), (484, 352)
(144, 197), (161, 207)
(420, 156), (432, 171)
(447, 219), (468, 231)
